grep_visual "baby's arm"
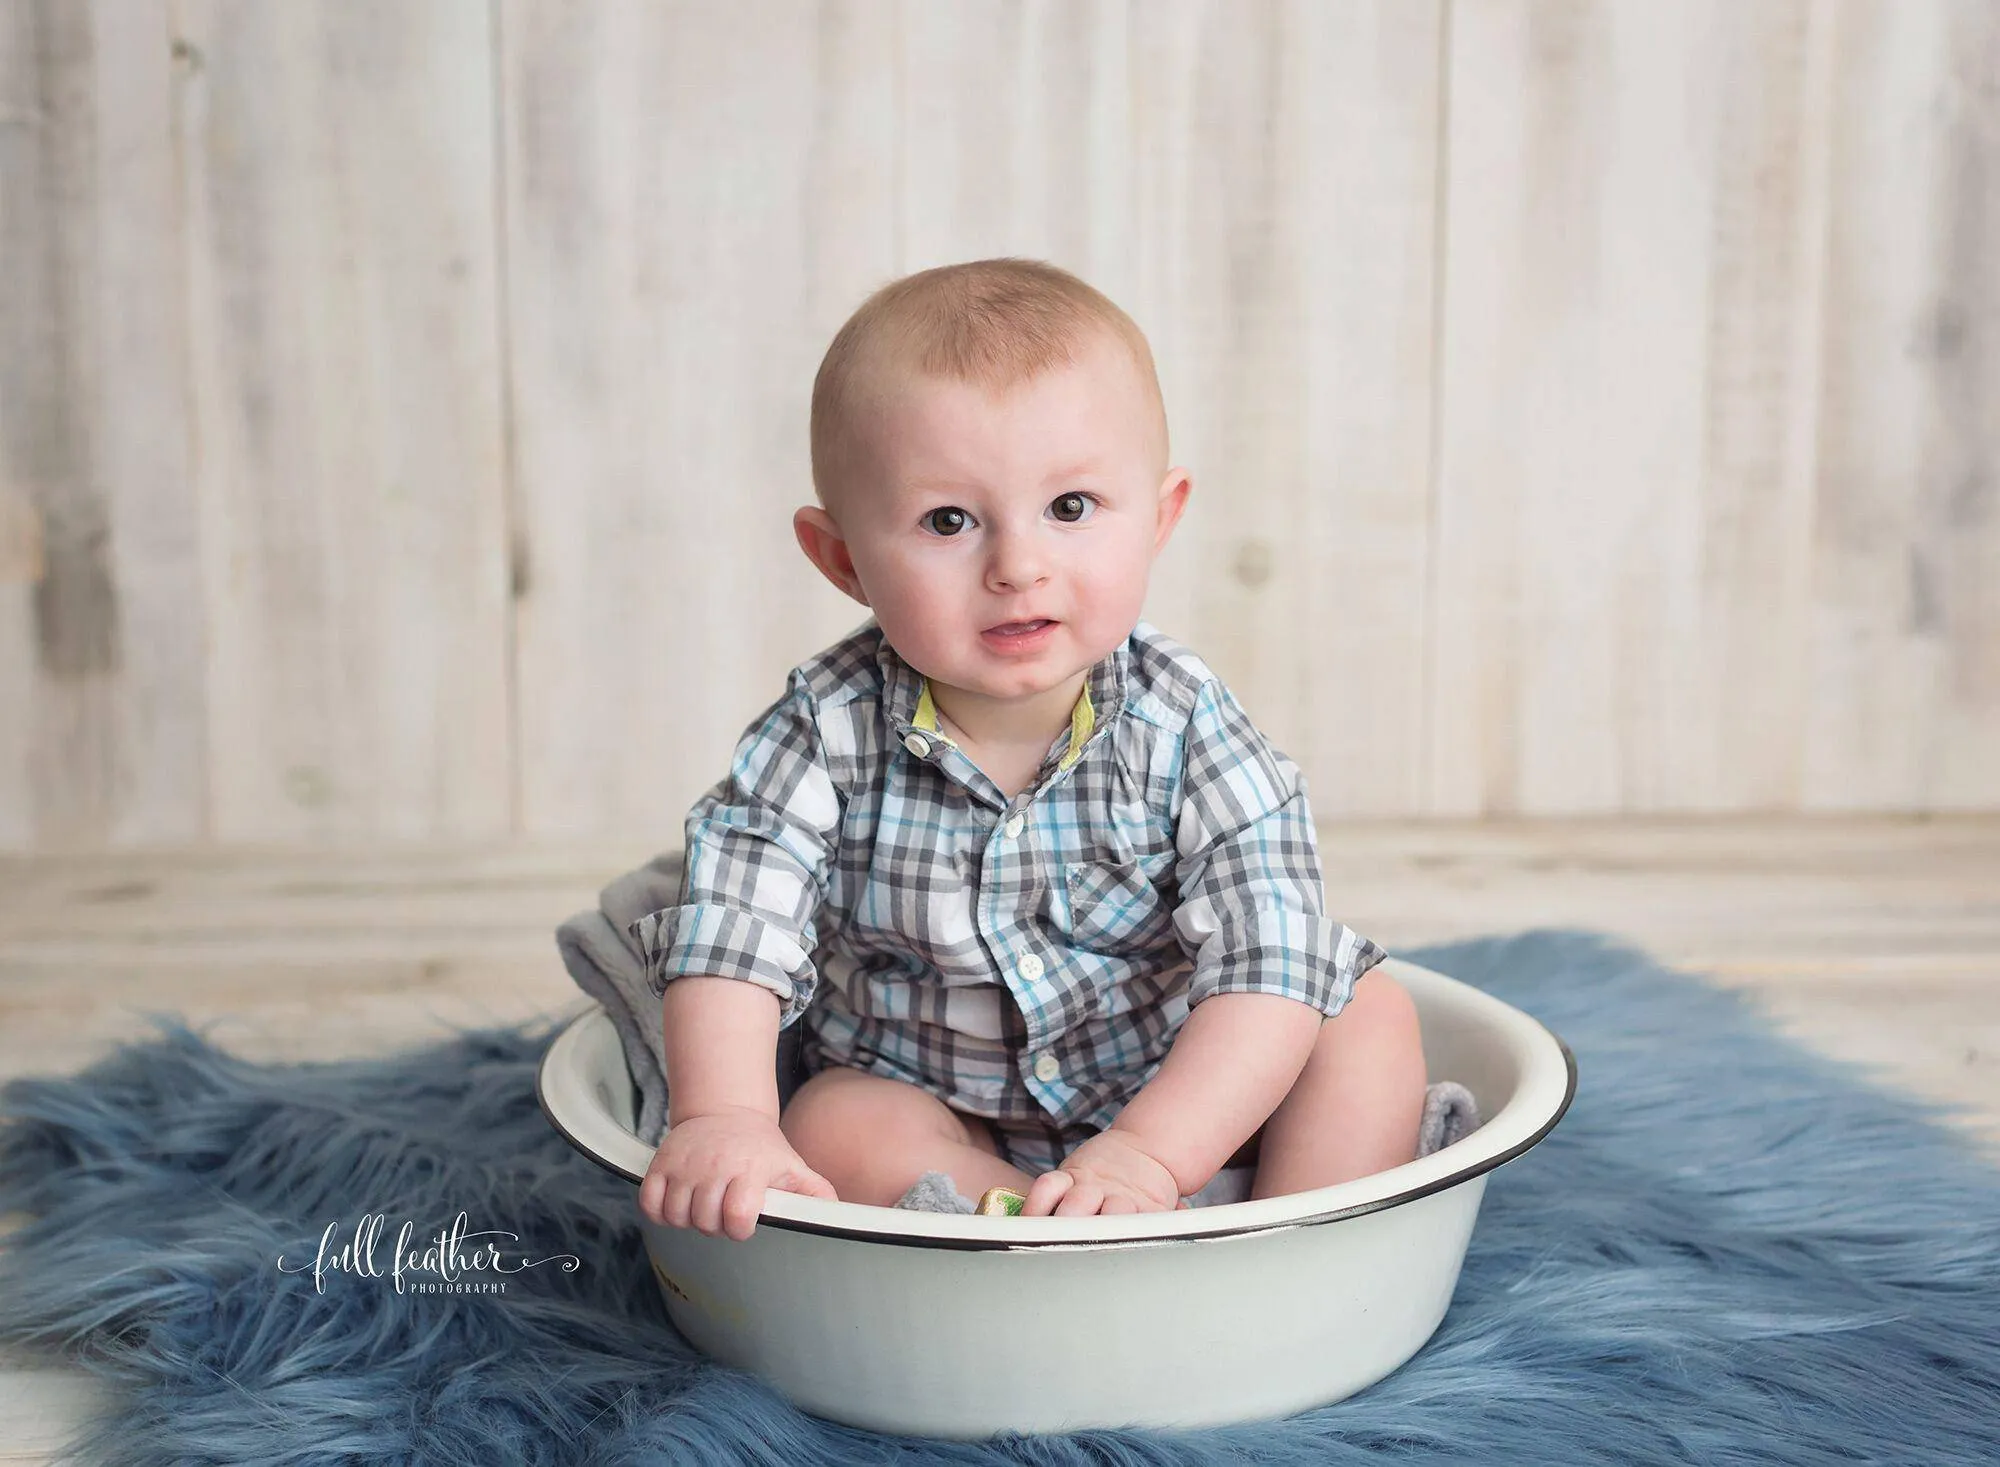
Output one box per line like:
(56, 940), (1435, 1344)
(661, 974), (784, 1125)
(632, 672), (846, 1240)
(1022, 994), (1320, 1216)
(638, 976), (838, 1241)
(1104, 992), (1323, 1198)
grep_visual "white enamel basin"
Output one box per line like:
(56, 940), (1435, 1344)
(538, 954), (1576, 1438)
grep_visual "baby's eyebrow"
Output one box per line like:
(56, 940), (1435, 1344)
(903, 461), (1105, 497)
(1040, 459), (1105, 484)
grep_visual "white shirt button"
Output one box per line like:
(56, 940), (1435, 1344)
(903, 733), (930, 757)
(1002, 814), (1025, 839)
(1017, 952), (1045, 982)
(1034, 1052), (1062, 1083)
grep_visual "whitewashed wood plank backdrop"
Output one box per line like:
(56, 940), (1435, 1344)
(1, 0), (1994, 850)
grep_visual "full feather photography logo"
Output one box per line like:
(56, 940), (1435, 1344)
(276, 1211), (582, 1295)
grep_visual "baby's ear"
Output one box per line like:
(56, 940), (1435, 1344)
(1153, 469), (1193, 551)
(793, 506), (870, 605)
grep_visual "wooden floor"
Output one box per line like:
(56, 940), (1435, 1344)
(2, 817), (1998, 1461)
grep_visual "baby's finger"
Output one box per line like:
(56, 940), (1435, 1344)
(781, 1165), (839, 1203)
(1023, 1170), (1073, 1217)
(660, 1176), (695, 1232)
(1100, 1193), (1137, 1215)
(638, 1165), (669, 1225)
(720, 1174), (766, 1242)
(689, 1175), (734, 1236)
(1054, 1179), (1104, 1217)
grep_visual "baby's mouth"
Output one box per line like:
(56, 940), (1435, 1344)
(986, 619), (1055, 635)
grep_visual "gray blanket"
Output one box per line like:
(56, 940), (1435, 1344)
(553, 851), (1478, 1210)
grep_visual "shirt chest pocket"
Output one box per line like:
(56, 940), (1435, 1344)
(1056, 852), (1177, 957)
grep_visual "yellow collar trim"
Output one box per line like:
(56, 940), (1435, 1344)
(912, 681), (955, 746)
(912, 679), (1095, 769)
(1060, 682), (1095, 770)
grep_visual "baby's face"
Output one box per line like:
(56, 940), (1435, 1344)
(800, 331), (1189, 712)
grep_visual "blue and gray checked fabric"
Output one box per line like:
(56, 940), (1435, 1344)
(630, 617), (1386, 1171)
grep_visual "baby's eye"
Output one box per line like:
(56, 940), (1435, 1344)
(923, 506), (972, 537)
(1050, 491), (1097, 523)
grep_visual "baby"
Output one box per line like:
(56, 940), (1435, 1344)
(635, 258), (1426, 1242)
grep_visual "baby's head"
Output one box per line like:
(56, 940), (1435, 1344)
(795, 258), (1191, 711)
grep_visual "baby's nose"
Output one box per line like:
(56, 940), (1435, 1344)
(985, 532), (1051, 589)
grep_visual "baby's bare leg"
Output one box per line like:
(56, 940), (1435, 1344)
(780, 1066), (1037, 1207)
(1251, 973), (1427, 1199)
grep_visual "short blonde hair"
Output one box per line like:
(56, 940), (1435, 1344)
(810, 257), (1168, 512)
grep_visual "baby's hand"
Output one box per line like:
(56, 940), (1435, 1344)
(1022, 1129), (1184, 1217)
(638, 1107), (838, 1242)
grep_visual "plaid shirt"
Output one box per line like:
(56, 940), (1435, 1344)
(633, 618), (1387, 1137)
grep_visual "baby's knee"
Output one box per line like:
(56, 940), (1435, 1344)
(779, 1068), (945, 1170)
(1309, 972), (1423, 1074)
(779, 1069), (864, 1165)
(1350, 970), (1420, 1040)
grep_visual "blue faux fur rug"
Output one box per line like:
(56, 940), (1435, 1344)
(3, 931), (1998, 1465)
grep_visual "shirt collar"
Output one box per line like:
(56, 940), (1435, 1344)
(877, 623), (1129, 774)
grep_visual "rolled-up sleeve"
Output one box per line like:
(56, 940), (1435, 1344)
(1168, 679), (1386, 1017)
(628, 675), (843, 1028)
